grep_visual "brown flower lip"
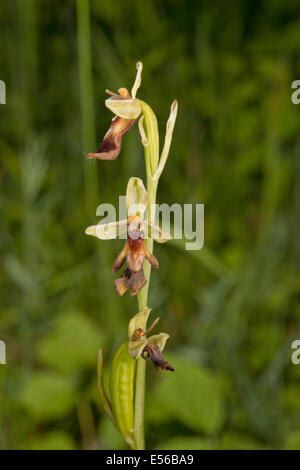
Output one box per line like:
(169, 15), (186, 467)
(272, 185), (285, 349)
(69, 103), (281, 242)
(141, 342), (174, 372)
(112, 224), (159, 297)
(85, 116), (136, 161)
(85, 88), (139, 161)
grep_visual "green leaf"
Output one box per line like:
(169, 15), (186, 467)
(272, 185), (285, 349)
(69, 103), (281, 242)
(19, 372), (74, 421)
(283, 430), (300, 450)
(98, 416), (128, 450)
(23, 431), (77, 450)
(156, 436), (215, 450)
(151, 354), (225, 434)
(37, 311), (104, 373)
(220, 432), (265, 450)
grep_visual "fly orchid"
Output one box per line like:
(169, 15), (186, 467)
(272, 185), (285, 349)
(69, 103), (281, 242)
(128, 307), (174, 371)
(85, 62), (143, 161)
(86, 61), (179, 449)
(85, 177), (172, 296)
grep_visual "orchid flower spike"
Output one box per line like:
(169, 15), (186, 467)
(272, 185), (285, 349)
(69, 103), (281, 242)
(85, 177), (172, 296)
(127, 307), (174, 372)
(86, 62), (143, 161)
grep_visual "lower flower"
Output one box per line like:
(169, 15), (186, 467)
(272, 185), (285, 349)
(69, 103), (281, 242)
(128, 308), (174, 372)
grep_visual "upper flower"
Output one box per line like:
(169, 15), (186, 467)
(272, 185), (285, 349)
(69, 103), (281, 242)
(85, 177), (172, 296)
(85, 63), (143, 161)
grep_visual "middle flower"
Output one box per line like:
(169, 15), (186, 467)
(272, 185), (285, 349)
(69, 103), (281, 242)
(85, 177), (172, 297)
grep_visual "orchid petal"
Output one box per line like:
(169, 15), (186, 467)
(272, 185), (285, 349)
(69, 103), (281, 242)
(114, 268), (147, 297)
(138, 115), (149, 147)
(153, 100), (178, 181)
(85, 219), (128, 240)
(105, 97), (142, 120)
(128, 337), (148, 360)
(126, 177), (148, 217)
(128, 307), (151, 339)
(143, 221), (172, 243)
(85, 117), (136, 161)
(147, 333), (170, 352)
(131, 61), (143, 99)
(128, 307), (151, 360)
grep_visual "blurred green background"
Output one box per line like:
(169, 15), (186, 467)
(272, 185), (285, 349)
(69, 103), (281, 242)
(1, 0), (300, 450)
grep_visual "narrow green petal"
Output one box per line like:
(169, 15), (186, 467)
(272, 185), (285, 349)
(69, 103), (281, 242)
(128, 338), (148, 360)
(131, 61), (143, 99)
(85, 220), (128, 240)
(128, 307), (151, 339)
(126, 177), (148, 217)
(144, 221), (172, 243)
(105, 97), (142, 119)
(147, 333), (170, 352)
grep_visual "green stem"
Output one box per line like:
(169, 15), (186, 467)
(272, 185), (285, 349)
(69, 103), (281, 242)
(134, 101), (159, 450)
(133, 357), (146, 450)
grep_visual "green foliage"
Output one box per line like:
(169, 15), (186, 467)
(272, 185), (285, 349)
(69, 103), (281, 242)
(98, 417), (128, 450)
(156, 436), (215, 451)
(37, 311), (105, 374)
(0, 0), (300, 450)
(283, 430), (300, 450)
(219, 432), (264, 450)
(19, 372), (75, 421)
(150, 354), (225, 434)
(23, 431), (77, 450)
